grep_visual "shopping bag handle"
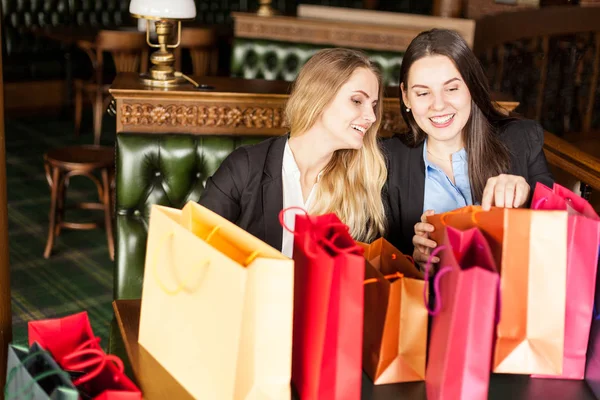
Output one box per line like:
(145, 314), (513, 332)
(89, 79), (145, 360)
(62, 348), (124, 386)
(363, 250), (414, 284)
(58, 337), (124, 385)
(4, 349), (71, 400)
(423, 245), (452, 316)
(201, 225), (262, 265)
(364, 272), (404, 285)
(152, 231), (210, 295)
(320, 231), (363, 254)
(533, 195), (575, 211)
(278, 207), (362, 257)
(533, 197), (547, 209)
(440, 207), (482, 226)
(421, 246), (503, 322)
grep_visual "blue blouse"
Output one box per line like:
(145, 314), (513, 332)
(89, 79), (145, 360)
(422, 139), (476, 214)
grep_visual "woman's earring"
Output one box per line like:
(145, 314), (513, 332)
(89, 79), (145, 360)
(406, 107), (411, 112)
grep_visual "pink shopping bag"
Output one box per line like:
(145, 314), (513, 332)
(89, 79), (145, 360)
(531, 182), (600, 380)
(425, 226), (499, 400)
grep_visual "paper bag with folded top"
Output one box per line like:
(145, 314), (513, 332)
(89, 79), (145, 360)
(28, 311), (141, 399)
(357, 238), (427, 384)
(531, 182), (600, 380)
(139, 201), (294, 400)
(425, 226), (500, 400)
(428, 205), (567, 375)
(287, 210), (365, 400)
(5, 342), (78, 400)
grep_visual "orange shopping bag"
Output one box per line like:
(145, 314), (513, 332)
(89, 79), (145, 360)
(358, 238), (427, 384)
(428, 205), (568, 375)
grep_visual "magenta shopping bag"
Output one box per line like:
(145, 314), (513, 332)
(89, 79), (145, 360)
(532, 182), (600, 380)
(425, 226), (499, 400)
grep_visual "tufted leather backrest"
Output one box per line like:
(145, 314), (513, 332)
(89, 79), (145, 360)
(1, 0), (135, 81)
(230, 38), (404, 87)
(1, 0), (132, 53)
(70, 0), (132, 27)
(115, 133), (267, 300)
(1, 0), (70, 54)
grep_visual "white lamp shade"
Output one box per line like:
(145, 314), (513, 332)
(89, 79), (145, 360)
(129, 0), (196, 19)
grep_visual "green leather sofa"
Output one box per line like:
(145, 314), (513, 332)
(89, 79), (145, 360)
(109, 132), (267, 359)
(230, 38), (404, 87)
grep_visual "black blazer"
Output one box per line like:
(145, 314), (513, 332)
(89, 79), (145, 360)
(199, 135), (287, 250)
(382, 119), (554, 256)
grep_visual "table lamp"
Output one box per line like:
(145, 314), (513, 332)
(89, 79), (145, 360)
(257, 0), (277, 16)
(129, 0), (197, 87)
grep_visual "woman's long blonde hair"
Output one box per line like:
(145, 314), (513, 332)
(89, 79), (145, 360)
(285, 48), (387, 242)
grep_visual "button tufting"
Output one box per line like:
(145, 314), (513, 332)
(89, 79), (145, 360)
(196, 172), (201, 178)
(155, 171), (161, 177)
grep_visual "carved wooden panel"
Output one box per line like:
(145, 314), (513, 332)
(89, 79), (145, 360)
(119, 102), (406, 135)
(121, 104), (284, 129)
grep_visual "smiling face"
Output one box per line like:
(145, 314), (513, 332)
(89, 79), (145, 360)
(402, 54), (472, 148)
(314, 67), (379, 150)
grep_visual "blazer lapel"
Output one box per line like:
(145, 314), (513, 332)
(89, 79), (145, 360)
(262, 135), (286, 250)
(403, 143), (426, 243)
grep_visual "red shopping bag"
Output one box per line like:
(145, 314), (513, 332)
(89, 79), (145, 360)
(280, 208), (365, 400)
(28, 311), (141, 399)
(425, 226), (499, 400)
(531, 182), (600, 380)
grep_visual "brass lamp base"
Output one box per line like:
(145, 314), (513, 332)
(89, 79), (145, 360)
(138, 73), (186, 88)
(136, 19), (189, 88)
(257, 0), (277, 16)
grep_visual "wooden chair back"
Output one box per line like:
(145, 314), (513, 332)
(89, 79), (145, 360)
(174, 27), (218, 76)
(94, 30), (149, 82)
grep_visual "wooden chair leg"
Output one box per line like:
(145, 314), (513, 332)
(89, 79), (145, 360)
(55, 173), (68, 237)
(101, 169), (115, 261)
(44, 167), (62, 259)
(74, 84), (83, 137)
(93, 93), (104, 145)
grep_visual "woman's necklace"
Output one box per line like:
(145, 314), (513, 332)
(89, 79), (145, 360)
(427, 150), (451, 162)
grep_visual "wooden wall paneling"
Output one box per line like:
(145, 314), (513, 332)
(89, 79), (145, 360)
(432, 0), (464, 17)
(584, 32), (600, 134)
(3, 80), (66, 114)
(293, 6), (476, 48)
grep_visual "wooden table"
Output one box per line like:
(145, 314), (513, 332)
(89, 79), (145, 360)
(113, 299), (195, 399)
(109, 72), (518, 137)
(113, 299), (596, 400)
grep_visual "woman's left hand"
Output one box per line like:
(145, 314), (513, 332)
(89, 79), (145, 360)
(481, 174), (530, 211)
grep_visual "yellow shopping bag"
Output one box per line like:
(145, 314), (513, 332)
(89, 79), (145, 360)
(138, 202), (294, 399)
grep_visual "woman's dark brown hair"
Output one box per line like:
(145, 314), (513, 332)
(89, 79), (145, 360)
(399, 28), (512, 203)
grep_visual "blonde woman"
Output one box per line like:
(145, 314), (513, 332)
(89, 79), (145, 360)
(199, 48), (387, 257)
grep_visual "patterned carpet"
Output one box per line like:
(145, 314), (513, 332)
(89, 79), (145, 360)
(5, 114), (116, 351)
